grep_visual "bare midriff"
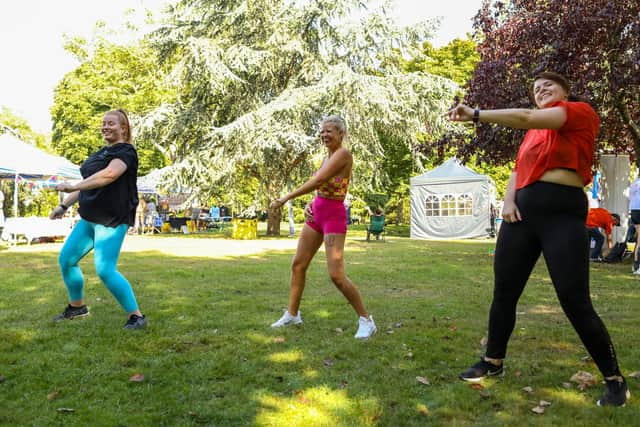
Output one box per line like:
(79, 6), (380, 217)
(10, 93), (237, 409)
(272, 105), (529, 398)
(538, 168), (584, 188)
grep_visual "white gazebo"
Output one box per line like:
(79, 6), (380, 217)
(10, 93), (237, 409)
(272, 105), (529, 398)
(410, 157), (496, 240)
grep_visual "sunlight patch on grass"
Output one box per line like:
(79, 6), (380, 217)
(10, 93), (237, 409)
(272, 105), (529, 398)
(246, 332), (275, 345)
(303, 368), (319, 379)
(254, 386), (358, 427)
(544, 387), (591, 408)
(528, 304), (563, 315)
(312, 309), (331, 319)
(268, 349), (304, 363)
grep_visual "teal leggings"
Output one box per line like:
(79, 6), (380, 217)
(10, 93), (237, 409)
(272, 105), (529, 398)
(59, 219), (139, 313)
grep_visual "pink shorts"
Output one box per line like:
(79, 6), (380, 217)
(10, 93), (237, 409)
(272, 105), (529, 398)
(306, 197), (347, 234)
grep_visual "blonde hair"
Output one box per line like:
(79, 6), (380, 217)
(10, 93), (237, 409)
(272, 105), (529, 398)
(105, 108), (132, 143)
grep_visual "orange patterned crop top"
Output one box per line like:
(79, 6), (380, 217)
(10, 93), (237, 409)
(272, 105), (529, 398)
(317, 175), (350, 200)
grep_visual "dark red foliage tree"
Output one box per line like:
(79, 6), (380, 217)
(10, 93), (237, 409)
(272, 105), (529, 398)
(450, 0), (640, 166)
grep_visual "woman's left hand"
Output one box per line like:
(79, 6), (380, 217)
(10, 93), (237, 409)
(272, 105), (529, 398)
(55, 182), (76, 193)
(448, 104), (475, 122)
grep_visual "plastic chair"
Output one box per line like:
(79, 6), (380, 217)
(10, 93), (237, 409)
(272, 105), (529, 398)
(366, 215), (385, 241)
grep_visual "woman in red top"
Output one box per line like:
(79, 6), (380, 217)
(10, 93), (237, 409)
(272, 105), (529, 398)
(448, 72), (628, 406)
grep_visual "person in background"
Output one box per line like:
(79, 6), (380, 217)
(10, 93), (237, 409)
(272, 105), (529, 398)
(0, 188), (5, 227)
(629, 176), (640, 274)
(49, 109), (146, 329)
(448, 72), (628, 406)
(586, 208), (620, 261)
(269, 115), (377, 339)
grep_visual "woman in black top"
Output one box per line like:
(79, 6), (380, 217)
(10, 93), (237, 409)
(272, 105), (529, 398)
(49, 109), (146, 329)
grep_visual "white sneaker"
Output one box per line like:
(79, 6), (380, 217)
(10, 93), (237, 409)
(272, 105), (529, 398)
(633, 268), (640, 275)
(354, 315), (377, 339)
(271, 310), (303, 328)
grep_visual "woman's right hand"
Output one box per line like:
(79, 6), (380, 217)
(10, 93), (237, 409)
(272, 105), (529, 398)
(49, 206), (66, 220)
(304, 204), (314, 222)
(501, 199), (522, 223)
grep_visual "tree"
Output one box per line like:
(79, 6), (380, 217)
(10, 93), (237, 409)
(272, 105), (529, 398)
(0, 107), (48, 150)
(51, 33), (175, 174)
(456, 0), (640, 166)
(141, 0), (458, 235)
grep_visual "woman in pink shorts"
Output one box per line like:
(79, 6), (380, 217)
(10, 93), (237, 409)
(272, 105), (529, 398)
(269, 115), (377, 339)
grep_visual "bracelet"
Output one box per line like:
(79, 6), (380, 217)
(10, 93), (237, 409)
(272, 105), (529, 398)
(59, 203), (69, 211)
(473, 108), (480, 124)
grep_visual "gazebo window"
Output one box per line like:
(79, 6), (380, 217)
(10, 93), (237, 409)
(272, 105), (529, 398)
(441, 194), (456, 216)
(457, 193), (473, 216)
(425, 195), (439, 216)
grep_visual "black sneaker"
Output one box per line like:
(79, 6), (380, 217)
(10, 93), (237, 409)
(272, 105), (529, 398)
(597, 378), (630, 407)
(53, 304), (89, 321)
(459, 359), (504, 382)
(124, 314), (147, 330)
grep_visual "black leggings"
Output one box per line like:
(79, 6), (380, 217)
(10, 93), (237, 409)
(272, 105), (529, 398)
(487, 181), (620, 377)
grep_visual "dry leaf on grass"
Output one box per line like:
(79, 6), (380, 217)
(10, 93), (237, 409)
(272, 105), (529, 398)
(335, 328), (343, 335)
(531, 405), (545, 414)
(628, 371), (640, 379)
(56, 408), (74, 413)
(273, 336), (285, 343)
(562, 382), (573, 389)
(323, 359), (334, 367)
(129, 373), (145, 382)
(395, 322), (403, 328)
(338, 380), (348, 389)
(47, 391), (60, 401)
(480, 336), (488, 347)
(417, 404), (430, 416)
(387, 330), (395, 334)
(416, 376), (430, 385)
(521, 386), (533, 394)
(539, 400), (551, 407)
(570, 371), (597, 390)
(469, 383), (485, 390)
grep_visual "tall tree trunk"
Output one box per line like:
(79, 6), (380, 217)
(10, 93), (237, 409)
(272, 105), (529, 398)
(266, 205), (282, 236)
(616, 100), (640, 167)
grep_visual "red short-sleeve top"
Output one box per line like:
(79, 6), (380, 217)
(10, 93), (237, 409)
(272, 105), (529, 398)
(514, 101), (599, 190)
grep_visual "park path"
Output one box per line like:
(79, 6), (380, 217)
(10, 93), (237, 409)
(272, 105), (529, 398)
(5, 235), (300, 258)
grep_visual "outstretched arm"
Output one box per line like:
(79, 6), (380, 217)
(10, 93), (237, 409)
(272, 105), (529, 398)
(448, 103), (567, 130)
(55, 159), (128, 193)
(271, 149), (350, 208)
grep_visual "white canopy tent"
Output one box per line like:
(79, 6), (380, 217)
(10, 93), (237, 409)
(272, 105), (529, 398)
(0, 133), (81, 217)
(410, 157), (496, 240)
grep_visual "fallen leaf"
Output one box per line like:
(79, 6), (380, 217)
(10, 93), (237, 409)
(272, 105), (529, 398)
(56, 408), (75, 413)
(395, 322), (403, 328)
(628, 371), (640, 379)
(129, 373), (145, 382)
(47, 390), (60, 401)
(323, 359), (334, 367)
(335, 328), (343, 335)
(406, 352), (414, 359)
(539, 400), (552, 407)
(416, 376), (430, 385)
(338, 380), (348, 389)
(448, 325), (457, 331)
(570, 371), (597, 390)
(480, 336), (488, 347)
(417, 404), (429, 416)
(531, 406), (545, 414)
(444, 316), (451, 321)
(581, 356), (593, 363)
(514, 370), (522, 378)
(470, 383), (485, 390)
(386, 330), (395, 334)
(521, 386), (533, 394)
(562, 382), (572, 389)
(273, 336), (285, 343)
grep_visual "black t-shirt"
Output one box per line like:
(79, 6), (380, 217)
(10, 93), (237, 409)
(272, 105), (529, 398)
(78, 143), (139, 227)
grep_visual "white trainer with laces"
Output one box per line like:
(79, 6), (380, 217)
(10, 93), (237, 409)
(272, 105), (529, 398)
(271, 310), (303, 328)
(354, 315), (377, 339)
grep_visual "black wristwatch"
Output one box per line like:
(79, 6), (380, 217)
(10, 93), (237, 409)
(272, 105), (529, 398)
(59, 203), (69, 211)
(473, 108), (480, 124)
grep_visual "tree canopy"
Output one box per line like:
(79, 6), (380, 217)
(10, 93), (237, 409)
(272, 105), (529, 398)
(453, 0), (640, 166)
(141, 0), (458, 233)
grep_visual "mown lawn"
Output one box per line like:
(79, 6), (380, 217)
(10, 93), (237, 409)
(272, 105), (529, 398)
(1, 229), (639, 426)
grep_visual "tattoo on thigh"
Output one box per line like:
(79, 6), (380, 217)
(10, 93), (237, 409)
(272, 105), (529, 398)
(325, 235), (335, 247)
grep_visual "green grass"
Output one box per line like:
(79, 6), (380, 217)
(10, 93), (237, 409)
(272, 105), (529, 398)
(1, 230), (639, 426)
